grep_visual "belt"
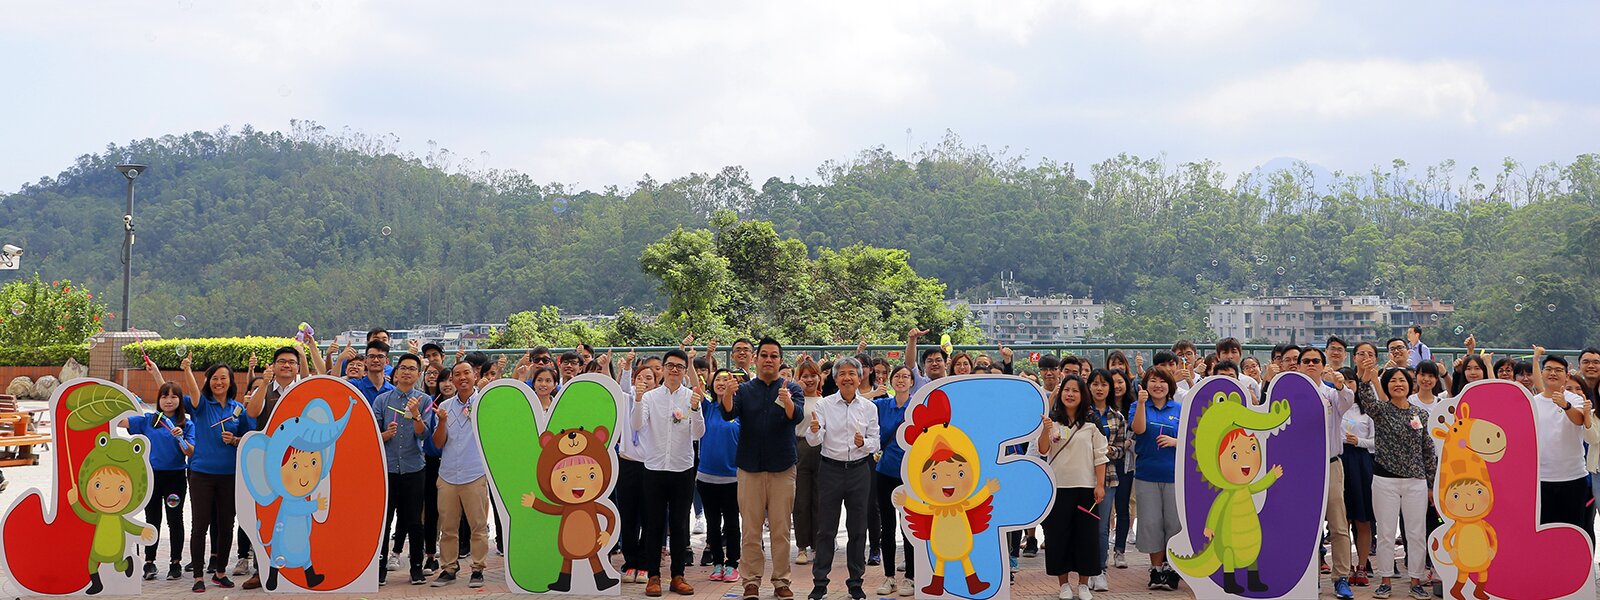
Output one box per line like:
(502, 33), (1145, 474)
(1330, 456), (1339, 464)
(822, 456), (872, 469)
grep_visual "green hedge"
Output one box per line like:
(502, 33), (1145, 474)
(0, 344), (90, 367)
(122, 337), (300, 371)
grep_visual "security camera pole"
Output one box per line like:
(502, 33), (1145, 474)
(114, 163), (146, 332)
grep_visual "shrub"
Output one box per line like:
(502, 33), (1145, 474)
(122, 337), (301, 371)
(0, 344), (90, 367)
(0, 273), (109, 347)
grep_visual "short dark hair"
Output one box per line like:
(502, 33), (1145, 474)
(366, 328), (389, 341)
(921, 347), (948, 364)
(1299, 346), (1325, 363)
(1270, 343), (1292, 359)
(559, 351), (582, 365)
(1409, 325), (1423, 335)
(1581, 347), (1600, 361)
(1038, 355), (1061, 370)
(272, 346), (300, 363)
(663, 349), (690, 366)
(1385, 337), (1407, 350)
(733, 338), (755, 350)
(1215, 338), (1241, 354)
(1513, 361), (1534, 378)
(1213, 360), (1239, 375)
(396, 353), (423, 371)
(1172, 340), (1195, 353)
(464, 351), (492, 376)
(1152, 350), (1178, 366)
(1542, 354), (1570, 370)
(366, 340), (390, 354)
(1379, 367), (1414, 398)
(757, 337), (783, 354)
(531, 345), (551, 356)
(577, 343), (595, 355)
(1325, 335), (1347, 350)
(1142, 367), (1177, 398)
(421, 343), (443, 356)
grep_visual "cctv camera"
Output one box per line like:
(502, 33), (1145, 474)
(0, 245), (19, 257)
(123, 215), (133, 224)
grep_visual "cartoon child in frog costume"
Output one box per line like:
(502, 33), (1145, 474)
(66, 432), (156, 595)
(1169, 391), (1291, 593)
(240, 397), (353, 591)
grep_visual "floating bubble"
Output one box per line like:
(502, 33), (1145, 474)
(175, 344), (189, 357)
(1250, 282), (1259, 291)
(1289, 255), (1298, 263)
(1181, 302), (1191, 309)
(1372, 278), (1383, 287)
(1065, 294), (1074, 302)
(381, 226), (392, 236)
(165, 494), (181, 508)
(1129, 309), (1138, 317)
(1210, 259), (1219, 267)
(172, 314), (187, 328)
(1255, 255), (1267, 265)
(1287, 285), (1296, 294)
(1195, 273), (1204, 282)
(1129, 299), (1138, 307)
(1275, 266), (1286, 275)
(1337, 290), (1347, 298)
(1514, 303), (1524, 312)
(1429, 313), (1440, 322)
(8, 300), (24, 316)
(1514, 275), (1526, 285)
(1453, 326), (1465, 336)
(1548, 303), (1557, 312)
(1113, 306), (1123, 315)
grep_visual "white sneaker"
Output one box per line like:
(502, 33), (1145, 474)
(1091, 573), (1108, 591)
(876, 579), (897, 596)
(1078, 583), (1093, 600)
(385, 553), (398, 571)
(795, 548), (810, 565)
(1057, 582), (1076, 600)
(1112, 552), (1127, 568)
(693, 516), (706, 534)
(899, 578), (914, 596)
(231, 557), (251, 576)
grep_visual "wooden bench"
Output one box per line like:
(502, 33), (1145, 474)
(0, 394), (46, 466)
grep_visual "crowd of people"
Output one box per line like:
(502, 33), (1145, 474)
(112, 325), (1599, 600)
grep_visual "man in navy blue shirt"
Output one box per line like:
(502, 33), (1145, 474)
(721, 338), (804, 600)
(353, 340), (396, 408)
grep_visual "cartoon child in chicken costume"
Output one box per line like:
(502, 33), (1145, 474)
(892, 390), (999, 597)
(240, 397), (353, 591)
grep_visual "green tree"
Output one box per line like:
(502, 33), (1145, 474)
(0, 273), (108, 347)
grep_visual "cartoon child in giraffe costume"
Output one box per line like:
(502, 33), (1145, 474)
(1429, 402), (1506, 600)
(1169, 391), (1291, 593)
(892, 390), (998, 597)
(67, 433), (157, 595)
(241, 397), (354, 591)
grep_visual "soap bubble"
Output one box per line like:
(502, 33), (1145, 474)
(1182, 302), (1191, 309)
(1129, 299), (1138, 307)
(1287, 285), (1296, 294)
(1548, 303), (1557, 312)
(1129, 309), (1138, 317)
(1210, 259), (1219, 267)
(1255, 255), (1267, 265)
(172, 315), (187, 328)
(1429, 313), (1440, 322)
(1195, 273), (1204, 282)
(1514, 304), (1524, 312)
(1114, 306), (1123, 315)
(381, 226), (392, 237)
(8, 300), (24, 316)
(1275, 266), (1286, 275)
(1514, 275), (1526, 285)
(1289, 255), (1298, 263)
(175, 345), (189, 358)
(1453, 326), (1465, 336)
(1065, 294), (1073, 302)
(1337, 290), (1347, 298)
(1250, 282), (1259, 291)
(165, 494), (181, 508)
(1372, 278), (1383, 287)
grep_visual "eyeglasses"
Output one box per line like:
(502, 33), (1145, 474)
(1300, 358), (1323, 365)
(396, 365), (420, 373)
(273, 359), (297, 366)
(1387, 346), (1407, 353)
(664, 362), (687, 371)
(365, 354), (387, 361)
(757, 353), (782, 360)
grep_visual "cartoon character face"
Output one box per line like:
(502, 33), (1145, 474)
(919, 457), (976, 505)
(1217, 429), (1262, 486)
(85, 467), (133, 513)
(1443, 479), (1493, 521)
(549, 460), (604, 503)
(553, 429), (589, 456)
(280, 448), (324, 497)
(78, 433), (149, 516)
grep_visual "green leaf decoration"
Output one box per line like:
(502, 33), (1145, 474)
(64, 383), (138, 431)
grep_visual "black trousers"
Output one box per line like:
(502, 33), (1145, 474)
(874, 472), (915, 579)
(617, 458), (649, 571)
(144, 469), (187, 564)
(643, 467), (697, 577)
(794, 440), (820, 550)
(1540, 477), (1595, 531)
(813, 458), (871, 590)
(697, 480), (741, 567)
(186, 471), (235, 575)
(1043, 487), (1102, 577)
(422, 455), (440, 556)
(382, 470), (426, 576)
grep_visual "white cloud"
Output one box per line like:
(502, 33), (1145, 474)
(1184, 59), (1496, 128)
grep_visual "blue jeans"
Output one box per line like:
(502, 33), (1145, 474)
(1096, 491), (1113, 568)
(1113, 462), (1133, 553)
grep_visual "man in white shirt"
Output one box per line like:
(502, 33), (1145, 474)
(632, 349), (706, 597)
(1534, 353), (1593, 530)
(430, 358), (491, 589)
(1302, 345), (1356, 597)
(1215, 338), (1260, 401)
(802, 358), (879, 600)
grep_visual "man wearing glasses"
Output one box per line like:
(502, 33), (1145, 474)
(633, 349), (706, 596)
(354, 340), (396, 409)
(1300, 346), (1357, 599)
(721, 338), (806, 600)
(1532, 350), (1592, 532)
(730, 339), (757, 381)
(238, 345), (306, 588)
(374, 353), (433, 586)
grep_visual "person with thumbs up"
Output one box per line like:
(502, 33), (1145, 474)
(374, 353), (432, 585)
(720, 338), (805, 600)
(801, 358), (878, 600)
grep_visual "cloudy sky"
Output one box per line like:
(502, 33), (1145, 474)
(2, 1), (1596, 192)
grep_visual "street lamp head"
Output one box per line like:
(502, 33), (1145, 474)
(115, 163), (147, 179)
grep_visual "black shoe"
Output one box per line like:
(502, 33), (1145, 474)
(143, 561), (158, 581)
(549, 571), (572, 592)
(1246, 568), (1267, 592)
(1164, 567), (1181, 590)
(210, 574), (235, 588)
(1022, 536), (1039, 558)
(431, 571), (457, 587)
(191, 579), (205, 593)
(469, 570), (485, 588)
(595, 570), (619, 591)
(304, 564), (325, 589)
(848, 586), (867, 600)
(700, 552), (715, 567)
(867, 551), (881, 566)
(1223, 571), (1244, 593)
(808, 585), (828, 600)
(424, 555), (440, 575)
(411, 568), (426, 585)
(1148, 567), (1163, 590)
(167, 562), (183, 580)
(265, 567), (279, 591)
(86, 572), (105, 595)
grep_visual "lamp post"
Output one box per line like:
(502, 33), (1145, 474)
(114, 163), (146, 332)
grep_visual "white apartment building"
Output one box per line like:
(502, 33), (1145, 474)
(963, 296), (1105, 344)
(1207, 295), (1454, 344)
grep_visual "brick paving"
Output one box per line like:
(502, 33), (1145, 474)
(0, 451), (1412, 599)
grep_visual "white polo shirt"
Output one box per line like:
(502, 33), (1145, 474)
(1535, 390), (1588, 482)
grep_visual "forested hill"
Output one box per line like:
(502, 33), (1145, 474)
(2, 121), (1599, 347)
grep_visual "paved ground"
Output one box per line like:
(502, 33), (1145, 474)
(0, 445), (1440, 599)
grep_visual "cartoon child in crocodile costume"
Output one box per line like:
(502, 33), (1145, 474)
(241, 397), (353, 591)
(67, 433), (157, 595)
(1169, 391), (1291, 594)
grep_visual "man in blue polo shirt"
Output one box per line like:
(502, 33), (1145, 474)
(721, 338), (805, 600)
(353, 341), (395, 408)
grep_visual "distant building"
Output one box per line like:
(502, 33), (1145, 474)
(336, 323), (502, 349)
(1207, 295), (1454, 344)
(961, 296), (1105, 344)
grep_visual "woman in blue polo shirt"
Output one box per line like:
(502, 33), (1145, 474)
(123, 369), (197, 582)
(871, 365), (916, 597)
(178, 357), (250, 593)
(698, 369), (741, 583)
(1130, 368), (1183, 592)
